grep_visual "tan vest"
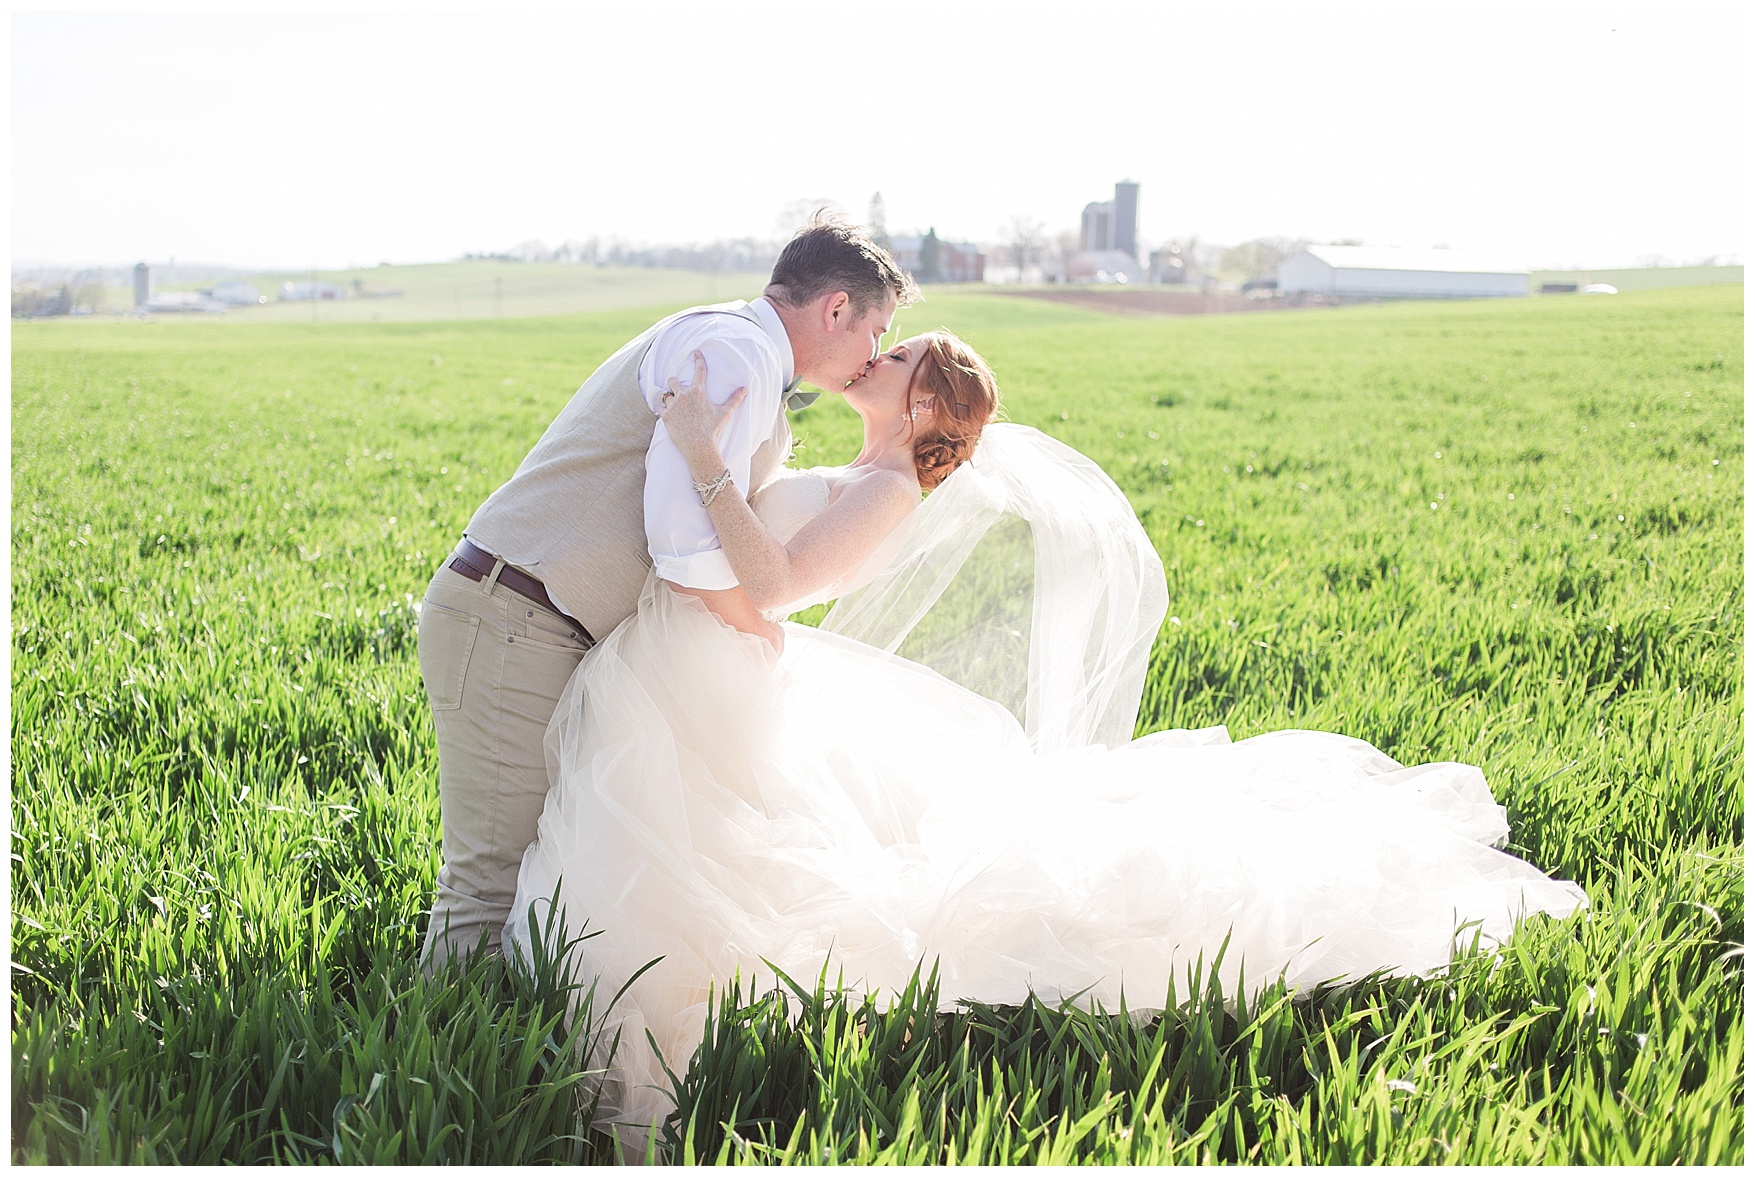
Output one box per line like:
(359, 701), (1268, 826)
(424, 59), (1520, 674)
(464, 302), (793, 639)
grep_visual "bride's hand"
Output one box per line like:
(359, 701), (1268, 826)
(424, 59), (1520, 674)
(660, 350), (747, 465)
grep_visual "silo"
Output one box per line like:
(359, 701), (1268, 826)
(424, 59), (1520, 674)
(1111, 181), (1139, 259)
(133, 263), (150, 307)
(1081, 202), (1112, 253)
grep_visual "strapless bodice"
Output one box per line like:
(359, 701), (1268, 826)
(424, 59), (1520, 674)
(750, 468), (833, 546)
(749, 467), (912, 619)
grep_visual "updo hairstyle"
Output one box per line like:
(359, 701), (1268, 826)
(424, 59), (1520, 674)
(905, 332), (1000, 490)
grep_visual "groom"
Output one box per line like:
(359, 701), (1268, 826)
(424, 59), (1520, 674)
(418, 216), (917, 967)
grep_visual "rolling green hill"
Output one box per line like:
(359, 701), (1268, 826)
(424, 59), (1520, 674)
(159, 259), (771, 323)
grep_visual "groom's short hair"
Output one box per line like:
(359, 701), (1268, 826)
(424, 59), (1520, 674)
(767, 214), (919, 315)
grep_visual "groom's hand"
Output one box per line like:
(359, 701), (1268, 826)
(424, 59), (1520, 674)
(660, 350), (748, 466)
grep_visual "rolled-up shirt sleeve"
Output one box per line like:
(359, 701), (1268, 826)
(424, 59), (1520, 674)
(642, 326), (783, 588)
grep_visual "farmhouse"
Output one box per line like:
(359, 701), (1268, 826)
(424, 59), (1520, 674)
(888, 232), (986, 283)
(1278, 245), (1528, 299)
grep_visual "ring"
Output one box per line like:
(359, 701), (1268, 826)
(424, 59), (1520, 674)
(661, 390), (675, 401)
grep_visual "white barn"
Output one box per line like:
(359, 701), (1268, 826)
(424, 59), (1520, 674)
(1278, 246), (1528, 299)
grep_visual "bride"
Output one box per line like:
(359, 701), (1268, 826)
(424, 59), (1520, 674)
(505, 331), (1587, 1141)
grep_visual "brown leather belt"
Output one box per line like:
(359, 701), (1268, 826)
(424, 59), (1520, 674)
(448, 538), (591, 640)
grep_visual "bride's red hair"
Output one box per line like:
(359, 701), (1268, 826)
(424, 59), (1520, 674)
(904, 331), (1000, 490)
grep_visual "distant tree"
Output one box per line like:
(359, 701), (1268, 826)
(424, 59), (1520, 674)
(11, 283), (71, 318)
(1162, 234), (1212, 277)
(919, 228), (942, 283)
(1050, 229), (1081, 282)
(867, 192), (891, 251)
(1004, 215), (1045, 283)
(71, 280), (106, 313)
(1220, 236), (1306, 281)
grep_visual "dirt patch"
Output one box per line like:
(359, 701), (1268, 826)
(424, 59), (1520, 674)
(989, 288), (1285, 316)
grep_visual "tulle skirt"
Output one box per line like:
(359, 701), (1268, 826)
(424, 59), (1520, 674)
(506, 576), (1587, 1138)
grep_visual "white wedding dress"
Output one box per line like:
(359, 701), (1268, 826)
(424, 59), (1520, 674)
(505, 425), (1587, 1140)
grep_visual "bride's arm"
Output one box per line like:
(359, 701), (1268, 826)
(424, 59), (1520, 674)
(662, 360), (917, 613)
(699, 462), (916, 613)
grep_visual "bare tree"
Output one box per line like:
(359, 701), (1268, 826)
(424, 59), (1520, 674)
(1004, 214), (1046, 283)
(1168, 235), (1213, 280)
(775, 198), (846, 235)
(1049, 229), (1081, 283)
(71, 278), (107, 313)
(1220, 236), (1306, 282)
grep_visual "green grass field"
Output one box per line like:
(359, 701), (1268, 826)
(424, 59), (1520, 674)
(11, 286), (1743, 1162)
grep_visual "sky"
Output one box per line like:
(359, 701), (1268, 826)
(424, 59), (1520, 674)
(10, 2), (1748, 272)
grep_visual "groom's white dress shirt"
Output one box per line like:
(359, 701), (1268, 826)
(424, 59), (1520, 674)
(463, 297), (795, 641)
(638, 296), (794, 590)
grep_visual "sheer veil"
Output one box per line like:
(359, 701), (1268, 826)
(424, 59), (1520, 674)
(821, 423), (1167, 753)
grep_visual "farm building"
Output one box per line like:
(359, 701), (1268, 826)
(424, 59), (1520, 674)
(209, 281), (267, 305)
(143, 290), (227, 313)
(1278, 246), (1528, 299)
(1149, 244), (1189, 284)
(1066, 249), (1145, 284)
(279, 280), (347, 301)
(1081, 181), (1139, 257)
(888, 232), (985, 283)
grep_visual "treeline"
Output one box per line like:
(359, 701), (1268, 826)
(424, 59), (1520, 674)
(11, 277), (108, 318)
(464, 236), (782, 272)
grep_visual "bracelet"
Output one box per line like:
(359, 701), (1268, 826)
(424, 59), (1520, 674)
(694, 468), (734, 507)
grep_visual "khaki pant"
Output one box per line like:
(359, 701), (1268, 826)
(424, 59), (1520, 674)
(416, 558), (594, 969)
